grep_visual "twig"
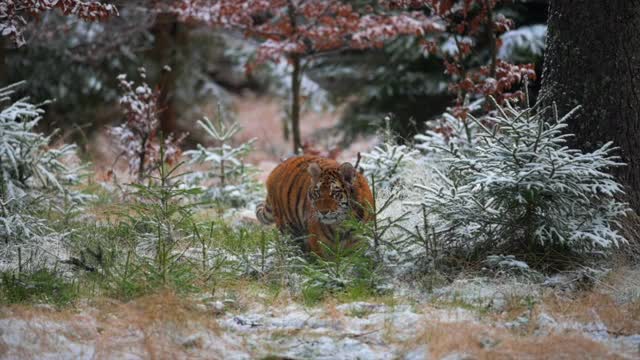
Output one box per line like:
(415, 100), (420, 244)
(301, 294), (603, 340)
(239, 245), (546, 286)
(354, 152), (362, 172)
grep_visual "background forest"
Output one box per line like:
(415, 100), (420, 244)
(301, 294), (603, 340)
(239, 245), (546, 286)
(1, 1), (639, 359)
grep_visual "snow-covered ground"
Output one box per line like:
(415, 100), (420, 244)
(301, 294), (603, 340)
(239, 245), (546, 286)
(1, 270), (639, 359)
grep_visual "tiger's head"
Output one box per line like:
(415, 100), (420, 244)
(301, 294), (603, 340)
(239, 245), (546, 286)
(307, 162), (356, 224)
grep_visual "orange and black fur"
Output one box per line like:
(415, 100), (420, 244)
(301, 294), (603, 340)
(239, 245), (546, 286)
(256, 155), (374, 255)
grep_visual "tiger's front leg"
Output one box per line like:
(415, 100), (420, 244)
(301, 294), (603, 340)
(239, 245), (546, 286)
(307, 220), (330, 256)
(307, 220), (358, 257)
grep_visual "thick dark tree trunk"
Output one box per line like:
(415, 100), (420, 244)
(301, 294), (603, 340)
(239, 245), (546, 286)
(540, 0), (640, 213)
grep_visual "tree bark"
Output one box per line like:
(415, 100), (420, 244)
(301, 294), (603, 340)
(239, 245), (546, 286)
(485, 0), (497, 78)
(539, 0), (640, 213)
(287, 0), (302, 154)
(150, 13), (180, 136)
(291, 55), (302, 154)
(0, 37), (6, 86)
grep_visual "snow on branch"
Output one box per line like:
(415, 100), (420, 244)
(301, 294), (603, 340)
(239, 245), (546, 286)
(414, 96), (629, 253)
(498, 24), (546, 61)
(184, 105), (261, 209)
(110, 69), (184, 181)
(0, 81), (86, 271)
(169, 0), (443, 65)
(0, 0), (118, 47)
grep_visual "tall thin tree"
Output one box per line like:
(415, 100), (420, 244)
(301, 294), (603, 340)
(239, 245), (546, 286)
(171, 0), (442, 154)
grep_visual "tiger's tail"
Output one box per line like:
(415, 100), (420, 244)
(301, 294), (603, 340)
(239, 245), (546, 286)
(256, 201), (275, 225)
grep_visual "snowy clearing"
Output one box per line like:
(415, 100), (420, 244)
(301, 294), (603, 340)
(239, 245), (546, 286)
(1, 271), (639, 360)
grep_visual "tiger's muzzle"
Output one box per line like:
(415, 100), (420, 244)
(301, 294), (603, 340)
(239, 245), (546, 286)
(316, 208), (348, 224)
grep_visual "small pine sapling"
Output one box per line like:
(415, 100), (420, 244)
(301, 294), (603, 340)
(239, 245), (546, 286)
(124, 144), (203, 289)
(360, 115), (420, 191)
(184, 104), (260, 211)
(415, 92), (628, 263)
(301, 235), (379, 303)
(0, 82), (86, 271)
(355, 116), (444, 280)
(414, 102), (483, 162)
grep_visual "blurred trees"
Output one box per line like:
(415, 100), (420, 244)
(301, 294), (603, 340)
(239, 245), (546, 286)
(1, 0), (548, 154)
(0, 0), (117, 47)
(1, 1), (225, 141)
(171, 0), (443, 153)
(2, 1), (153, 136)
(324, 0), (548, 141)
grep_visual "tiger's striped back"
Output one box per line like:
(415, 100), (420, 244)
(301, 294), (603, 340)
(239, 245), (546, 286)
(256, 155), (374, 255)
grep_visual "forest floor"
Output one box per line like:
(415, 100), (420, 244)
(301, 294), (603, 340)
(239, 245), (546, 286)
(1, 266), (639, 359)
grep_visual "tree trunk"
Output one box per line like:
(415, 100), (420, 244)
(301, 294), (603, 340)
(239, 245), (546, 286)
(287, 0), (302, 155)
(290, 55), (302, 154)
(539, 0), (640, 213)
(485, 0), (497, 78)
(0, 37), (6, 85)
(150, 13), (180, 136)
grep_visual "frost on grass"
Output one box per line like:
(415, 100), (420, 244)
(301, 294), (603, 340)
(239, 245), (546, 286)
(1, 289), (637, 359)
(414, 97), (628, 255)
(0, 82), (86, 271)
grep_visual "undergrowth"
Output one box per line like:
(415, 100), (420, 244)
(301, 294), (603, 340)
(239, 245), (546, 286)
(1, 86), (633, 310)
(0, 171), (382, 306)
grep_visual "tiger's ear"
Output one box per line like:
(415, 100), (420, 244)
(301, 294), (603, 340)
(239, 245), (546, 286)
(308, 162), (321, 181)
(339, 162), (356, 184)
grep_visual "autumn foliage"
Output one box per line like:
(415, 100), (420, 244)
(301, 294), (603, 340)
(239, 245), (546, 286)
(169, 0), (536, 151)
(169, 0), (443, 153)
(392, 1), (535, 112)
(170, 0), (442, 67)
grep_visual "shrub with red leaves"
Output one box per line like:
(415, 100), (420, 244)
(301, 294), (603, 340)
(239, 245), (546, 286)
(109, 68), (185, 181)
(392, 1), (536, 114)
(169, 0), (443, 153)
(170, 0), (442, 67)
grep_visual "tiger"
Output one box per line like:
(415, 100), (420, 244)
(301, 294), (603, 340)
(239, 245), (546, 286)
(256, 155), (374, 256)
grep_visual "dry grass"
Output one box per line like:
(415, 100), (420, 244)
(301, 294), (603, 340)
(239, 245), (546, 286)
(408, 321), (624, 360)
(320, 297), (343, 322)
(93, 291), (220, 358)
(501, 293), (535, 320)
(0, 303), (97, 360)
(2, 287), (637, 359)
(543, 291), (640, 336)
(0, 292), (225, 359)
